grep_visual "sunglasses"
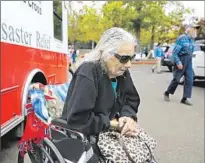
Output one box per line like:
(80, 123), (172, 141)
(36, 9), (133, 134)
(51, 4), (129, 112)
(114, 53), (136, 63)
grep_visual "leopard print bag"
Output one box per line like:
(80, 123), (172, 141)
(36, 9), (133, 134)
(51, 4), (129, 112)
(97, 125), (157, 163)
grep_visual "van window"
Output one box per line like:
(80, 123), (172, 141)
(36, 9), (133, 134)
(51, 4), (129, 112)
(53, 1), (62, 41)
(168, 46), (174, 52)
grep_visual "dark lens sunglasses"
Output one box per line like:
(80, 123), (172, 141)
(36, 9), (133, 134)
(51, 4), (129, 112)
(114, 53), (136, 64)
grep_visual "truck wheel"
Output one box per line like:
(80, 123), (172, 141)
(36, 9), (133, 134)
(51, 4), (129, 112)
(15, 71), (47, 138)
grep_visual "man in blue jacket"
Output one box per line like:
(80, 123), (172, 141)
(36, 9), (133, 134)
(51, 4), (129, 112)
(151, 43), (164, 73)
(164, 23), (200, 105)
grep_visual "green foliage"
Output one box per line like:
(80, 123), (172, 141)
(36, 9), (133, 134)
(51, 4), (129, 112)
(140, 28), (152, 46)
(102, 1), (137, 29)
(123, 1), (169, 50)
(77, 6), (105, 42)
(67, 2), (82, 44)
(156, 1), (193, 43)
(67, 1), (195, 49)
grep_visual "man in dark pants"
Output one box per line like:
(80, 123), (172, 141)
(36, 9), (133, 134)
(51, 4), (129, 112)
(164, 23), (200, 106)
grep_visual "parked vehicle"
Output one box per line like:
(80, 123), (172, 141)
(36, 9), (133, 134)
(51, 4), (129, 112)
(179, 39), (205, 84)
(161, 45), (174, 72)
(1, 1), (70, 137)
(134, 53), (142, 61)
(192, 39), (205, 79)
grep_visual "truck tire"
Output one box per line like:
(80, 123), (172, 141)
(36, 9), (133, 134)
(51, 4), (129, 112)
(15, 70), (47, 138)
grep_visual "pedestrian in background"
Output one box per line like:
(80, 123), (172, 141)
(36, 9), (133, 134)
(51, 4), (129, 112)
(146, 49), (154, 59)
(71, 49), (77, 64)
(151, 43), (164, 73)
(164, 23), (200, 106)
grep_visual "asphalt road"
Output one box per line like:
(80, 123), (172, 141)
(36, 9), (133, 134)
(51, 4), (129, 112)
(0, 65), (204, 163)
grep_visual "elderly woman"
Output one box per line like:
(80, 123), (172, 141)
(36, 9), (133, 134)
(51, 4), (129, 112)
(62, 28), (140, 156)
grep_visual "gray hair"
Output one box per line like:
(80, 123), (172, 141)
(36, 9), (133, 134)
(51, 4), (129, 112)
(77, 27), (137, 68)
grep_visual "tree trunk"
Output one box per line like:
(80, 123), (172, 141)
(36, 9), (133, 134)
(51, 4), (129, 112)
(72, 40), (75, 48)
(150, 26), (155, 50)
(135, 24), (141, 53)
(134, 6), (142, 53)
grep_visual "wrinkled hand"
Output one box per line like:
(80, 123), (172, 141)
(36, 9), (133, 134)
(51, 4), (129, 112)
(119, 117), (137, 136)
(177, 64), (183, 70)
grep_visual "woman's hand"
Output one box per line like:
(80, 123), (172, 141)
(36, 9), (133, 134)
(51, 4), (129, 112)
(119, 117), (137, 136)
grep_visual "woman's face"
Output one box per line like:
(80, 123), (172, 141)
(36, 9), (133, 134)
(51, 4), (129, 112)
(105, 42), (135, 78)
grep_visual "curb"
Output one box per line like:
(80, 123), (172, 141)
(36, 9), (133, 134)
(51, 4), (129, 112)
(132, 60), (157, 65)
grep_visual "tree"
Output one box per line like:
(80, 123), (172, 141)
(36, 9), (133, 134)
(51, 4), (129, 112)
(162, 1), (192, 42)
(196, 18), (205, 39)
(142, 1), (168, 49)
(77, 5), (106, 48)
(125, 1), (193, 50)
(66, 1), (195, 52)
(140, 29), (151, 46)
(102, 1), (137, 29)
(67, 1), (82, 46)
(125, 1), (168, 50)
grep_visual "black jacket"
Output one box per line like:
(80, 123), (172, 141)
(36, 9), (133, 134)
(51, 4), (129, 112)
(62, 62), (140, 136)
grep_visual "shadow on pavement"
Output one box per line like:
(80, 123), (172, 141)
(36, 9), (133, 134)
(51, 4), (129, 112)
(0, 131), (19, 149)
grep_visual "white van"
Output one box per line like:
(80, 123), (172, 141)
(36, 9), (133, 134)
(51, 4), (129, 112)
(192, 39), (205, 79)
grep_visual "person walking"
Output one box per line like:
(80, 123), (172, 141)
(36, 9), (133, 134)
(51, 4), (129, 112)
(71, 49), (77, 64)
(151, 43), (164, 73)
(164, 23), (200, 105)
